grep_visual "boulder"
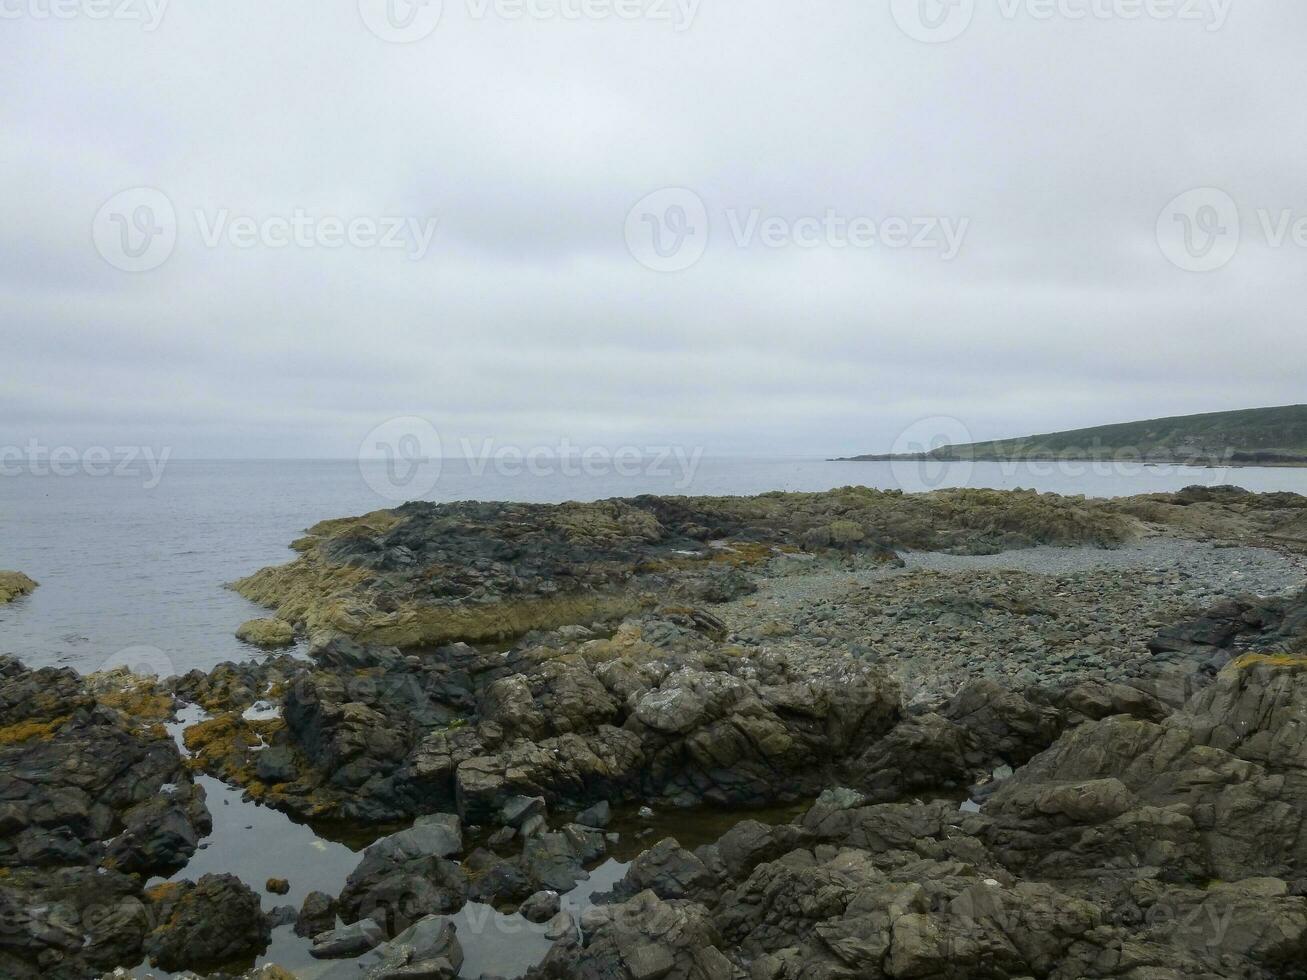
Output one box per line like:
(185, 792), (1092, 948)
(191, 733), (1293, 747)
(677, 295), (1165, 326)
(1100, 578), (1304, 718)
(616, 837), (716, 901)
(523, 832), (587, 893)
(295, 890), (337, 937)
(364, 915), (463, 980)
(338, 815), (468, 935)
(235, 618), (296, 648)
(576, 800), (611, 828)
(142, 874), (270, 972)
(519, 890), (561, 923)
(310, 917), (386, 958)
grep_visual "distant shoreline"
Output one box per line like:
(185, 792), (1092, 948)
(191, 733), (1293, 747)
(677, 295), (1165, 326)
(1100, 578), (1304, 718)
(831, 452), (1307, 469)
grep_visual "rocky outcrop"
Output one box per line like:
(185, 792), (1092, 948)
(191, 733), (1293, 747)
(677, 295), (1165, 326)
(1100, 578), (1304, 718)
(981, 658), (1307, 884)
(183, 610), (902, 830)
(0, 659), (211, 977)
(231, 489), (1133, 648)
(0, 571), (37, 603)
(539, 655), (1307, 980)
(453, 638), (901, 822)
(1148, 587), (1307, 667)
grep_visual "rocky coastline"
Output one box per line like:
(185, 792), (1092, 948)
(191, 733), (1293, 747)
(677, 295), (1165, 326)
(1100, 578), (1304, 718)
(4, 486), (1307, 978)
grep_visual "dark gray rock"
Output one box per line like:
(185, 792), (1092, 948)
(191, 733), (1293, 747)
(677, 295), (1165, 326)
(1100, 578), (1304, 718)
(255, 745), (298, 784)
(523, 832), (587, 893)
(575, 800), (610, 828)
(310, 917), (386, 958)
(295, 889), (338, 937)
(142, 873), (270, 973)
(338, 816), (469, 935)
(615, 837), (715, 901)
(501, 795), (546, 829)
(518, 889), (560, 923)
(365, 915), (463, 980)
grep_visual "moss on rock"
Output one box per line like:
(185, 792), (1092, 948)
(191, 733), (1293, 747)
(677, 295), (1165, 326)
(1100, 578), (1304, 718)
(0, 571), (37, 604)
(235, 617), (295, 648)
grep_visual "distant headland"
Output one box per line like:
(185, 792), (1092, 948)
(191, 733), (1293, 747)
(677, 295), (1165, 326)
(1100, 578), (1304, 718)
(839, 404), (1307, 468)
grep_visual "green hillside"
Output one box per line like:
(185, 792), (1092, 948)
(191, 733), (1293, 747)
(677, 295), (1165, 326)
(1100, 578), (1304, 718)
(846, 404), (1307, 466)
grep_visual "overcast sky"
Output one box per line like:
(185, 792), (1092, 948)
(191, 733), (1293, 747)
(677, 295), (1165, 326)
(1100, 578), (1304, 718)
(2, 0), (1304, 459)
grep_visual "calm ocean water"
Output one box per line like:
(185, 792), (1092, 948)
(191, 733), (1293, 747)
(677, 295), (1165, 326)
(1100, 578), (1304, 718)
(4, 456), (1307, 676)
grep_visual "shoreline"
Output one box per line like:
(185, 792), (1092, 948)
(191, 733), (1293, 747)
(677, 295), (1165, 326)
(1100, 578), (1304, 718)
(833, 453), (1307, 468)
(6, 486), (1307, 979)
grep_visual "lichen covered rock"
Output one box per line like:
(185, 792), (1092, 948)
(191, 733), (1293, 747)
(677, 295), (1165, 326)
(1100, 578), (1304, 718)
(0, 570), (37, 603)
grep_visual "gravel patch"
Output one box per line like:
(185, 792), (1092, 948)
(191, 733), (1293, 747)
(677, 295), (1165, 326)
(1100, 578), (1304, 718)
(716, 540), (1307, 704)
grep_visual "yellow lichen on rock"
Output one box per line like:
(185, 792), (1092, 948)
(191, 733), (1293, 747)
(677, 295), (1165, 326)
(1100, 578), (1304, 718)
(1230, 652), (1307, 670)
(0, 571), (38, 604)
(235, 617), (295, 648)
(85, 667), (175, 725)
(183, 713), (254, 757)
(0, 715), (68, 745)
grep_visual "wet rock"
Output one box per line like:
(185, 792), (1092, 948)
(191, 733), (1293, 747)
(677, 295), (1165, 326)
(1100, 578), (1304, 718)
(311, 917), (386, 958)
(265, 904), (297, 928)
(295, 889), (337, 937)
(103, 794), (208, 875)
(576, 800), (610, 828)
(519, 889), (561, 923)
(560, 822), (606, 863)
(338, 815), (469, 935)
(616, 837), (716, 901)
(0, 866), (150, 979)
(715, 820), (810, 879)
(468, 858), (534, 906)
(1148, 588), (1307, 661)
(0, 660), (209, 878)
(544, 909), (577, 943)
(501, 794), (546, 829)
(142, 873), (271, 973)
(364, 915), (463, 980)
(523, 831), (588, 893)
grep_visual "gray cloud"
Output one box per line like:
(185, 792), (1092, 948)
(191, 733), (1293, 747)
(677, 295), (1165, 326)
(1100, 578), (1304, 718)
(2, 1), (1304, 460)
